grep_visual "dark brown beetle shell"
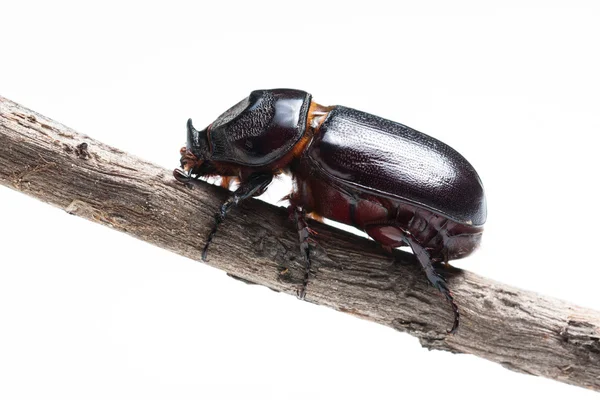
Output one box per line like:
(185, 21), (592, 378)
(307, 106), (486, 226)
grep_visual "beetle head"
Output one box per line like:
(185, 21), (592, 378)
(174, 119), (216, 182)
(174, 89), (312, 183)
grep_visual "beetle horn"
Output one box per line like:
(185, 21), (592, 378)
(186, 118), (211, 160)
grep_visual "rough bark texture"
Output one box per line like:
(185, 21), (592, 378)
(1, 95), (599, 392)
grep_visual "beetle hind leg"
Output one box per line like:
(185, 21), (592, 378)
(406, 237), (459, 334)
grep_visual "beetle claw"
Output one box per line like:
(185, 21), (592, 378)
(430, 275), (460, 334)
(296, 287), (307, 300)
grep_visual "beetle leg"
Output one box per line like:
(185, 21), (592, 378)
(406, 236), (459, 334)
(202, 173), (273, 261)
(291, 205), (312, 300)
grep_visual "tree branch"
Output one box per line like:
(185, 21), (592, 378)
(1, 95), (599, 392)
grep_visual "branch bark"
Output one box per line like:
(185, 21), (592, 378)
(1, 95), (599, 392)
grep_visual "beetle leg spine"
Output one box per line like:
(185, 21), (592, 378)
(291, 205), (313, 300)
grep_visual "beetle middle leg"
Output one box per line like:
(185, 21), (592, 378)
(290, 205), (314, 300)
(202, 172), (273, 261)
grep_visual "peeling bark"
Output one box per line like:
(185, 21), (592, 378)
(1, 95), (599, 392)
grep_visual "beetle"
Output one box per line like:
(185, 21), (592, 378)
(174, 89), (486, 334)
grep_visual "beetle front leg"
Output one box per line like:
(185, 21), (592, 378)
(405, 236), (459, 334)
(202, 173), (273, 261)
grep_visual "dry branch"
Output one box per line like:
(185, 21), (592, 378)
(1, 95), (599, 392)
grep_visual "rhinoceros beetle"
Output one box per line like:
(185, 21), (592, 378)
(174, 89), (486, 334)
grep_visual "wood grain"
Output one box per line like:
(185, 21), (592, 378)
(1, 95), (599, 392)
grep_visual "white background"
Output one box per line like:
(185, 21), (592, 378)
(1, 1), (599, 399)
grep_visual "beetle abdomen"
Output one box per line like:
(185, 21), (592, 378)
(292, 170), (483, 261)
(307, 106), (487, 226)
